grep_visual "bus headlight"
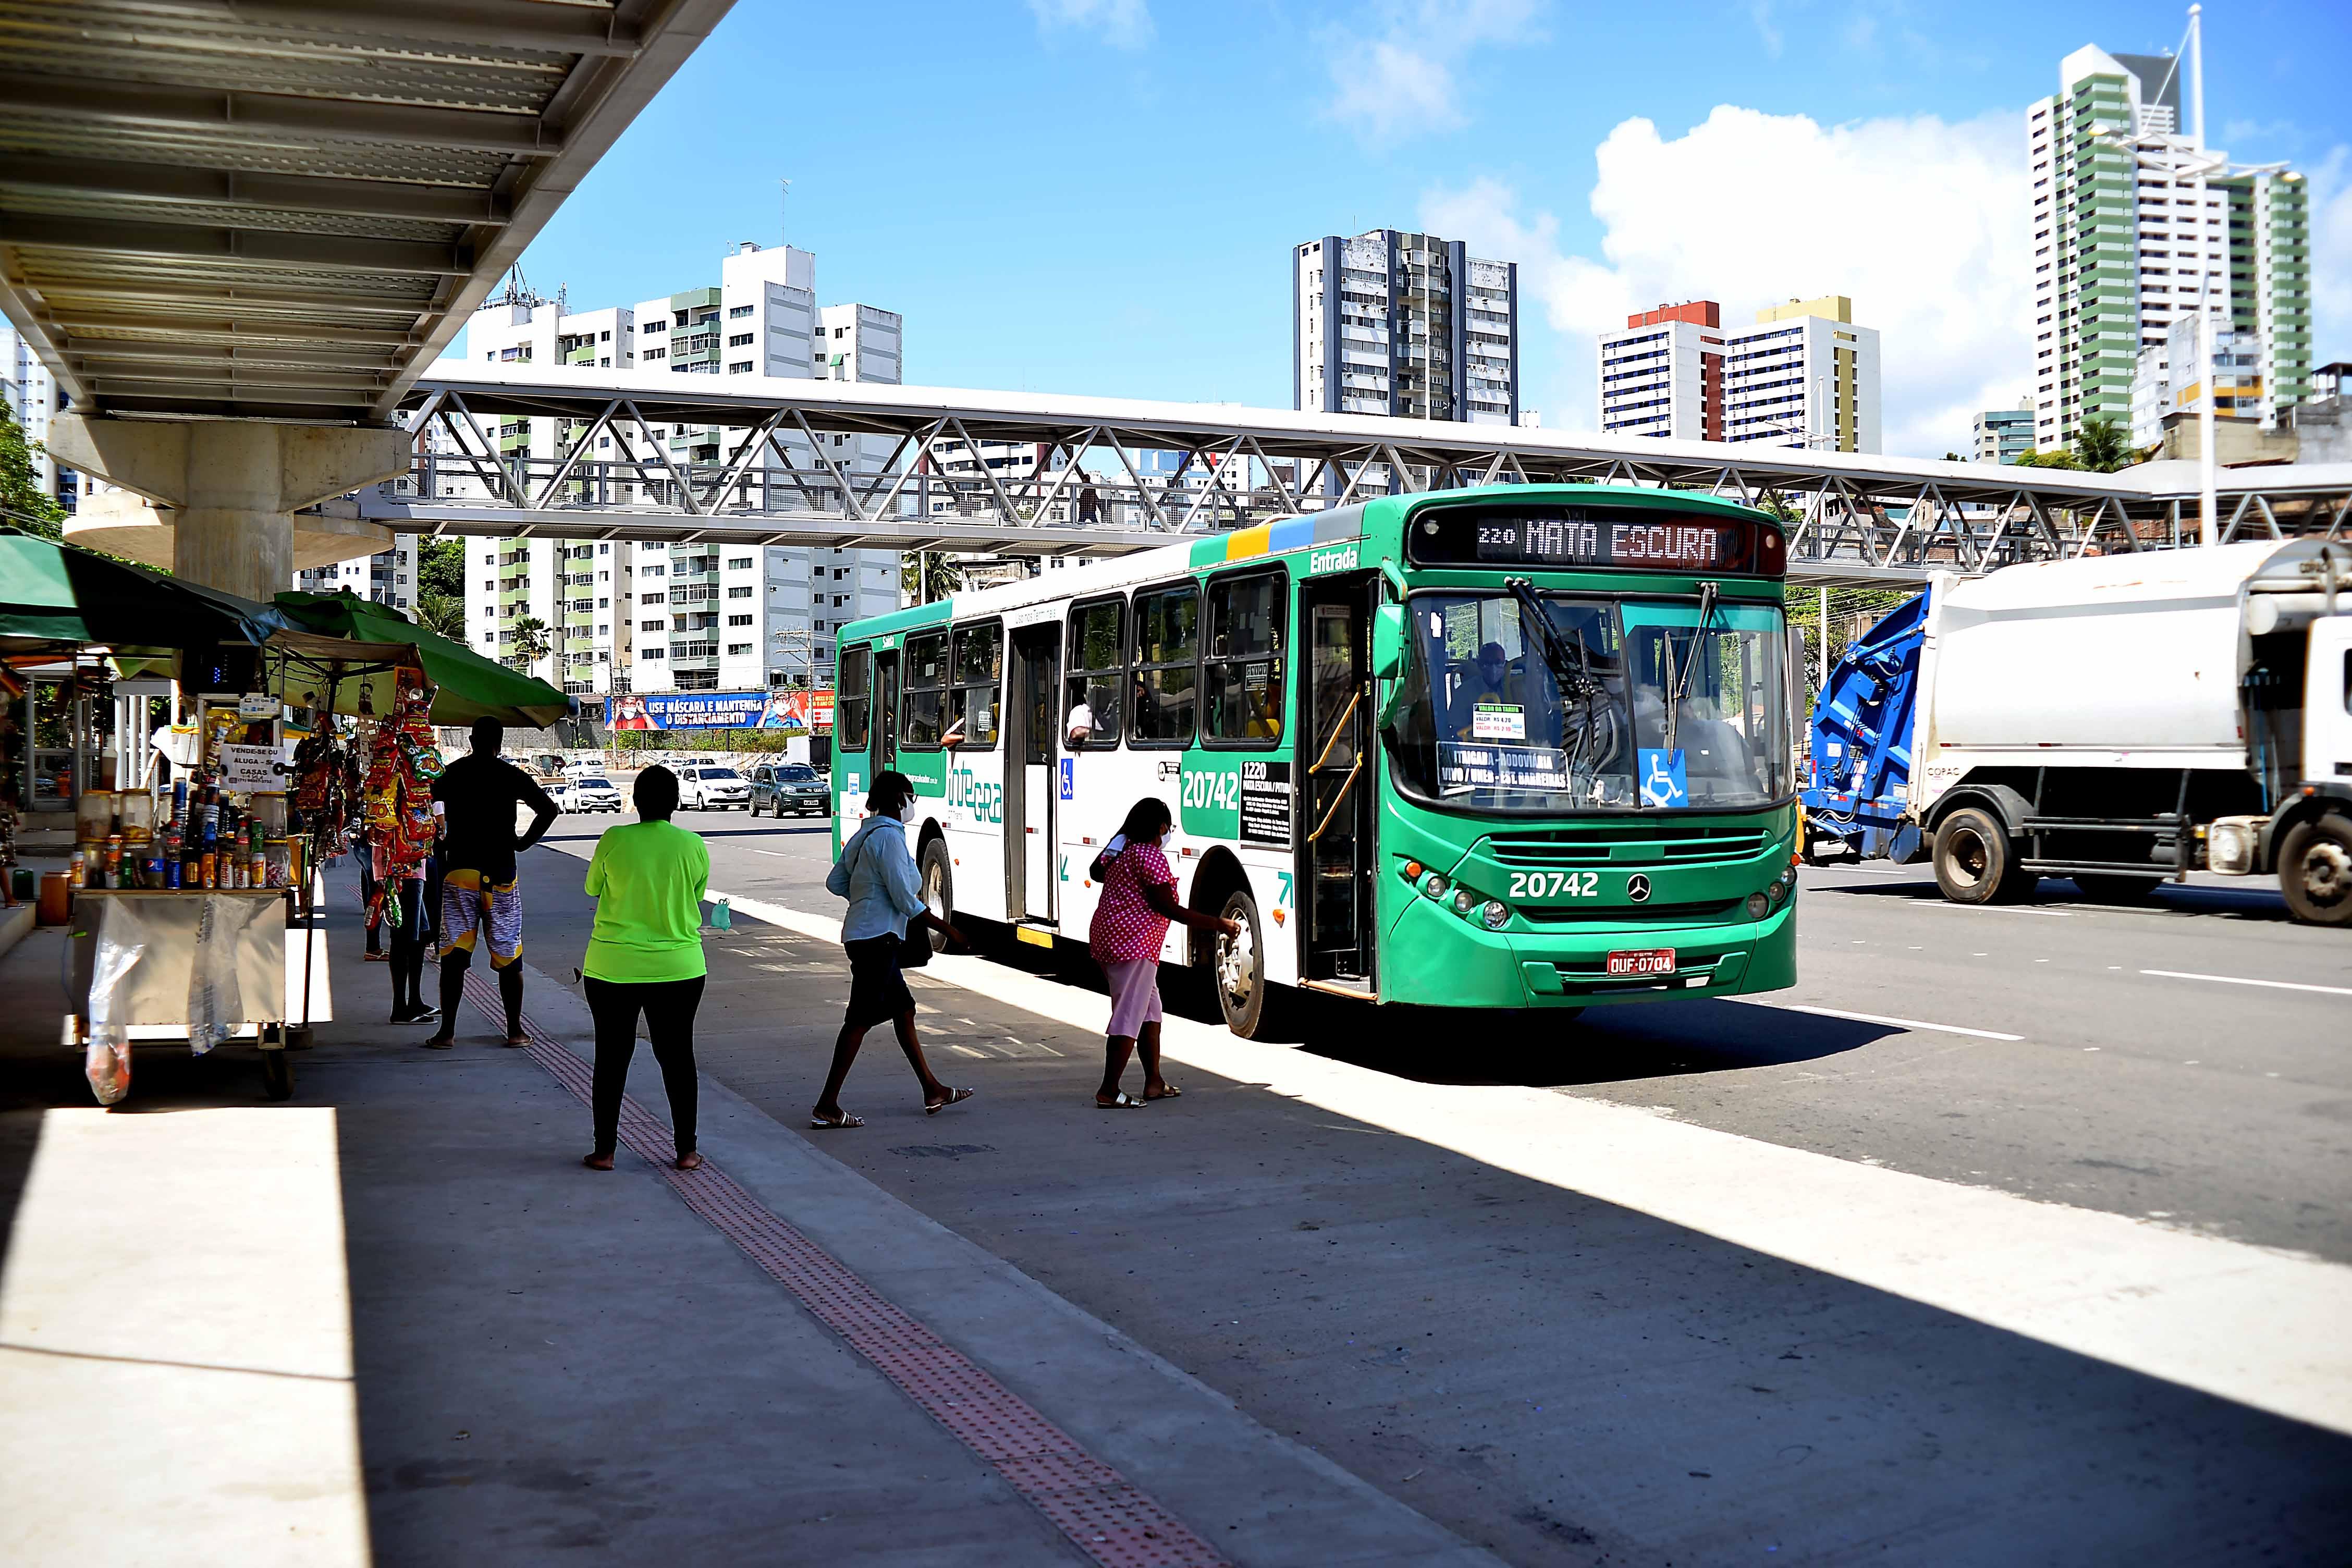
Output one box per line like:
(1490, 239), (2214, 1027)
(1769, 872), (1792, 905)
(1480, 900), (1509, 930)
(1452, 888), (1478, 916)
(1421, 872), (1450, 900)
(1745, 891), (1772, 920)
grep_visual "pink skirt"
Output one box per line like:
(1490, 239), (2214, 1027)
(1101, 958), (1164, 1038)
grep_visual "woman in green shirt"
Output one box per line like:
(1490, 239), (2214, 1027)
(581, 765), (713, 1172)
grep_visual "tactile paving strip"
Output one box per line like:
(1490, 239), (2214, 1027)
(462, 972), (1231, 1568)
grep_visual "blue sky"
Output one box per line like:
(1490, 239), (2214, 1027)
(485, 1), (2352, 455)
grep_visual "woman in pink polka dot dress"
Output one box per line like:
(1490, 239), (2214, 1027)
(1087, 798), (1239, 1108)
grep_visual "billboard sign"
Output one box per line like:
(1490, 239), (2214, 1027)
(606, 690), (834, 733)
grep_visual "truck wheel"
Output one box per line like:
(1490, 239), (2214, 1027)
(1933, 808), (2033, 905)
(2070, 874), (2163, 904)
(1214, 888), (1268, 1038)
(2278, 815), (2352, 927)
(918, 837), (956, 951)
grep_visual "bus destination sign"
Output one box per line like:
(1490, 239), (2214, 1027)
(1410, 506), (1784, 577)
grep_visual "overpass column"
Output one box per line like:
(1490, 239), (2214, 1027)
(48, 415), (410, 603)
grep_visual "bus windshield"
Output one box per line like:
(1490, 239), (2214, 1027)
(1387, 592), (1791, 813)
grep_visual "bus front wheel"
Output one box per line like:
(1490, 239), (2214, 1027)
(1215, 888), (1268, 1038)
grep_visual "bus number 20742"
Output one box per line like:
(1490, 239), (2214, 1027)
(1508, 870), (1600, 899)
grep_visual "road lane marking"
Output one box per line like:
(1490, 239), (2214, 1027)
(1742, 1002), (2025, 1042)
(2142, 969), (2352, 999)
(706, 884), (2352, 1438)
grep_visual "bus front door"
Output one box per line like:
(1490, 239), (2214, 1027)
(1301, 575), (1376, 983)
(872, 650), (900, 779)
(1006, 625), (1060, 924)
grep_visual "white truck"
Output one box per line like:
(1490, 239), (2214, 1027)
(1823, 539), (2352, 924)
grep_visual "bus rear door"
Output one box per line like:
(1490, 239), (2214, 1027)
(1301, 573), (1377, 985)
(1005, 624), (1060, 924)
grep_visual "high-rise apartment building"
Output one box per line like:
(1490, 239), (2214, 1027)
(2130, 316), (2270, 448)
(293, 542), (418, 615)
(1971, 405), (2036, 463)
(2, 323), (72, 511)
(1723, 297), (1881, 453)
(446, 244), (902, 696)
(1293, 230), (1520, 424)
(1596, 296), (1878, 452)
(1597, 302), (1725, 441)
(2027, 34), (2312, 452)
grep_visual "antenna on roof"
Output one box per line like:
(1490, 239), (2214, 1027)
(779, 176), (792, 245)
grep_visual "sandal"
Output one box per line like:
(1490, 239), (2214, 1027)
(925, 1087), (975, 1116)
(1144, 1084), (1183, 1100)
(582, 1152), (614, 1171)
(809, 1110), (864, 1129)
(674, 1152), (705, 1172)
(1095, 1092), (1148, 1109)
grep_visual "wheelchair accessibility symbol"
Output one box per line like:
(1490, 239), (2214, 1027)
(1638, 748), (1688, 808)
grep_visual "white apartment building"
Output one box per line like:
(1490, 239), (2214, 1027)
(2, 324), (72, 511)
(2131, 317), (2269, 447)
(1597, 302), (1725, 441)
(1293, 230), (1520, 424)
(1722, 297), (1882, 453)
(2028, 41), (2312, 451)
(293, 541), (418, 615)
(448, 244), (901, 696)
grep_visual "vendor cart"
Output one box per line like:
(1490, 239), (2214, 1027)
(67, 887), (312, 1101)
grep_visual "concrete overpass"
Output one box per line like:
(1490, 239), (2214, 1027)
(339, 367), (2352, 584)
(0, 0), (738, 598)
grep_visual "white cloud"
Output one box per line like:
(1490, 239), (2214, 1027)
(1322, 0), (1546, 146)
(2310, 146), (2352, 364)
(1026, 0), (1152, 50)
(1423, 104), (2037, 456)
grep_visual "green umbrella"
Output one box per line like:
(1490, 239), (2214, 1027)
(270, 588), (574, 729)
(0, 525), (286, 653)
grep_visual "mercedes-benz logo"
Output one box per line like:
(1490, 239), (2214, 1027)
(1626, 874), (1651, 903)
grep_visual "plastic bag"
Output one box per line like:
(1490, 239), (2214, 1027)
(187, 893), (246, 1056)
(84, 924), (143, 1105)
(707, 896), (732, 933)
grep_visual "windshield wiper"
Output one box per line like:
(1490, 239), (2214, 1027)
(1503, 577), (1600, 706)
(1662, 580), (1720, 759)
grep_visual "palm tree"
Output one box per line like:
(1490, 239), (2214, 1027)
(509, 614), (550, 671)
(416, 591), (464, 641)
(2073, 415), (2135, 473)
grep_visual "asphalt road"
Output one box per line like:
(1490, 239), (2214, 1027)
(488, 804), (2351, 1565)
(552, 806), (2352, 1264)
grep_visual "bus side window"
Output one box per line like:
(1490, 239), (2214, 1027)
(1067, 596), (1125, 745)
(949, 622), (1002, 750)
(1204, 570), (1285, 746)
(837, 645), (871, 751)
(902, 630), (947, 749)
(1131, 583), (1198, 746)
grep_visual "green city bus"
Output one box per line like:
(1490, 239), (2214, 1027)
(830, 483), (1801, 1036)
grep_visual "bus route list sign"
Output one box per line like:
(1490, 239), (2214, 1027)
(1438, 742), (1571, 794)
(1239, 759), (1293, 846)
(606, 690), (835, 733)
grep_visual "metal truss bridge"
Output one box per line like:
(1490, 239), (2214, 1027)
(345, 369), (2352, 585)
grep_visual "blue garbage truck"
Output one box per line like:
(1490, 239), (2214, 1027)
(1800, 541), (2352, 926)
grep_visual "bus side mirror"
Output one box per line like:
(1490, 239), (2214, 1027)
(1371, 604), (1406, 680)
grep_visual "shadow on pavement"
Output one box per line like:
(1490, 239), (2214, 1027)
(1815, 872), (2295, 923)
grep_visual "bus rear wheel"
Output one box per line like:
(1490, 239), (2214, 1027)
(919, 837), (956, 951)
(1215, 888), (1268, 1038)
(2278, 814), (2352, 927)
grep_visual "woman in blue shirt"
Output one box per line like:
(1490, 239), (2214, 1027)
(814, 770), (971, 1129)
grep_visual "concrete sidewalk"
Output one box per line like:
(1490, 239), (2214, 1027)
(0, 878), (1494, 1567)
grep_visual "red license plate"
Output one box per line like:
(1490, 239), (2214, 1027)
(1606, 948), (1677, 977)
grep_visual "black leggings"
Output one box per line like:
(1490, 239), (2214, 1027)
(585, 975), (705, 1158)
